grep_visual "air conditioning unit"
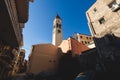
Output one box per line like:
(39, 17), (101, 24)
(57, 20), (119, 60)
(111, 4), (120, 12)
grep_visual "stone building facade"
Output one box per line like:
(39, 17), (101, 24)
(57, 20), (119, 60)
(73, 33), (95, 48)
(86, 0), (120, 37)
(0, 0), (33, 79)
(86, 0), (120, 72)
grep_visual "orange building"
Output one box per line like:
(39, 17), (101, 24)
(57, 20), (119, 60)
(59, 37), (90, 56)
(28, 38), (90, 74)
(73, 33), (93, 46)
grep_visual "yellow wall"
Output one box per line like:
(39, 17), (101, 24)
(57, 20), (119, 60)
(28, 44), (59, 74)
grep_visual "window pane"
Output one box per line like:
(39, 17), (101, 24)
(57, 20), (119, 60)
(99, 17), (105, 24)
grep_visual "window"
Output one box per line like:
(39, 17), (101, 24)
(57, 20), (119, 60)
(81, 41), (84, 44)
(108, 0), (120, 12)
(86, 37), (89, 39)
(56, 23), (59, 27)
(59, 24), (61, 28)
(80, 36), (83, 38)
(58, 30), (61, 33)
(93, 8), (97, 12)
(99, 17), (105, 24)
(89, 37), (91, 40)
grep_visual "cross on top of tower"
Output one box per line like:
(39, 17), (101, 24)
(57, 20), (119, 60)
(55, 14), (61, 19)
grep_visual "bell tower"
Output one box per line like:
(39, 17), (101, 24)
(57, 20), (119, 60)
(52, 14), (62, 46)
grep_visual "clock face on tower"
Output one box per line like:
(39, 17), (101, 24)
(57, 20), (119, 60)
(57, 29), (61, 33)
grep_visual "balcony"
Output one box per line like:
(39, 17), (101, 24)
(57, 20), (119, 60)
(15, 0), (29, 23)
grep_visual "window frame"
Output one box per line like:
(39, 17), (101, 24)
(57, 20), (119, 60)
(108, 0), (120, 12)
(99, 17), (105, 24)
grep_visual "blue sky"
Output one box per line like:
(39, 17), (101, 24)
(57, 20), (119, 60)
(23, 0), (96, 60)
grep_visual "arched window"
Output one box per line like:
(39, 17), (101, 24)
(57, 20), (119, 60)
(59, 24), (61, 28)
(56, 23), (59, 27)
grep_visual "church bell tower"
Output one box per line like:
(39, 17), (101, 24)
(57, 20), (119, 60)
(52, 14), (62, 46)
